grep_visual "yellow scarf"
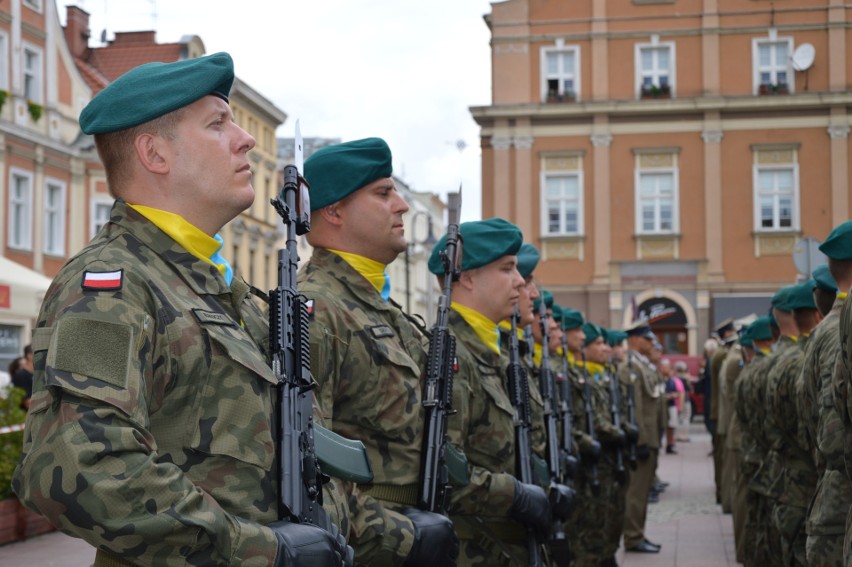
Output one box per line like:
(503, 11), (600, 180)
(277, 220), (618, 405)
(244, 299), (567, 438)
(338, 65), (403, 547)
(129, 204), (230, 282)
(533, 343), (543, 367)
(585, 361), (605, 377)
(329, 249), (390, 299)
(838, 292), (848, 300)
(453, 302), (500, 354)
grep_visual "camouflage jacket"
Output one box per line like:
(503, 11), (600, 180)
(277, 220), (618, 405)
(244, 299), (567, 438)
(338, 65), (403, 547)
(13, 201), (280, 566)
(618, 351), (660, 450)
(722, 347), (744, 450)
(709, 343), (730, 422)
(298, 248), (428, 564)
(735, 350), (768, 466)
(499, 328), (546, 461)
(447, 309), (517, 518)
(839, 295), (852, 492)
(800, 297), (850, 534)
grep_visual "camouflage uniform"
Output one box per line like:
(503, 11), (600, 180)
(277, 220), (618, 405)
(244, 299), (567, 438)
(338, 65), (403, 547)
(750, 335), (797, 566)
(606, 359), (631, 561)
(447, 310), (529, 566)
(618, 351), (659, 550)
(837, 297), (852, 567)
(800, 297), (848, 566)
(768, 336), (816, 566)
(298, 248), (427, 566)
(12, 201), (284, 566)
(722, 347), (746, 563)
(709, 343), (730, 504)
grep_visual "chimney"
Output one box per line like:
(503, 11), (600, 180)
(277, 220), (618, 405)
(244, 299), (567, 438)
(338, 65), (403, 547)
(64, 5), (91, 58)
(111, 31), (157, 46)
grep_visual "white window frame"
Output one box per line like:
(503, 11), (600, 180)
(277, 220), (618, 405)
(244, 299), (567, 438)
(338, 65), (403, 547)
(22, 0), (43, 13)
(752, 33), (794, 94)
(635, 162), (679, 235)
(8, 168), (33, 251)
(540, 170), (584, 237)
(22, 42), (42, 104)
(0, 32), (9, 93)
(43, 178), (66, 256)
(752, 163), (799, 232)
(90, 197), (113, 240)
(541, 42), (581, 101)
(635, 37), (676, 99)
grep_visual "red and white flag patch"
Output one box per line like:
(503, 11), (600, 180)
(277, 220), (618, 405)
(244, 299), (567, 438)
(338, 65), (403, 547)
(81, 269), (123, 291)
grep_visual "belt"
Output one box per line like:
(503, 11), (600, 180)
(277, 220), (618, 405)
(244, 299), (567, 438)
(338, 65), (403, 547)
(452, 515), (528, 545)
(358, 483), (418, 506)
(93, 550), (138, 567)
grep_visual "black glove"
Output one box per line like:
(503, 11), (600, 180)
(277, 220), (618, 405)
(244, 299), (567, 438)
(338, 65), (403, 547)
(623, 423), (640, 443)
(509, 479), (551, 538)
(635, 443), (651, 461)
(401, 508), (459, 567)
(271, 520), (350, 567)
(606, 429), (627, 449)
(562, 452), (580, 481)
(549, 483), (575, 522)
(581, 439), (602, 463)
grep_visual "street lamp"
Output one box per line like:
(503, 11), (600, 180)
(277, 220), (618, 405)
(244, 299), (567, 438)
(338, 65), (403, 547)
(405, 211), (437, 315)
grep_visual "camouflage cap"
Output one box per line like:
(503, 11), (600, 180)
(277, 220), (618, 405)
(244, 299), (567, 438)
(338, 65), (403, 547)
(80, 52), (235, 135)
(516, 243), (541, 278)
(582, 322), (603, 345)
(818, 220), (852, 260)
(812, 264), (837, 292)
(560, 307), (584, 331)
(304, 137), (393, 211)
(428, 217), (522, 275)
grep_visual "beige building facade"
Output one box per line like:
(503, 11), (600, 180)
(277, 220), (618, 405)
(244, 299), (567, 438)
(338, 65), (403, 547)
(472, 0), (851, 353)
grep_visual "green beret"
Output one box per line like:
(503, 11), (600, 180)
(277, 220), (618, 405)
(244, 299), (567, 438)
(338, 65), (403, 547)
(582, 322), (603, 345)
(304, 137), (393, 210)
(80, 52), (235, 135)
(561, 307), (585, 331)
(606, 330), (628, 346)
(739, 332), (754, 348)
(516, 244), (541, 279)
(429, 218), (522, 275)
(533, 290), (554, 313)
(771, 285), (796, 312)
(768, 310), (778, 328)
(745, 316), (773, 341)
(819, 221), (852, 260)
(551, 303), (563, 322)
(785, 280), (817, 311)
(812, 264), (837, 292)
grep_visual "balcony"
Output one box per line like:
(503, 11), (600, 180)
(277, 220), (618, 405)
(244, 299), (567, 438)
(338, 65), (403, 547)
(640, 84), (671, 100)
(545, 90), (576, 104)
(757, 82), (789, 96)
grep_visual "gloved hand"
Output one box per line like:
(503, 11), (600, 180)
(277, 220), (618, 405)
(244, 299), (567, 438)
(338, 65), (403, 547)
(562, 452), (580, 481)
(606, 429), (627, 449)
(635, 443), (651, 461)
(623, 423), (640, 443)
(581, 439), (602, 463)
(270, 520), (350, 567)
(548, 483), (575, 521)
(401, 508), (459, 567)
(509, 479), (551, 538)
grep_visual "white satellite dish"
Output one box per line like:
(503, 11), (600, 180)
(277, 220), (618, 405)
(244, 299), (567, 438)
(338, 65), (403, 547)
(792, 43), (815, 71)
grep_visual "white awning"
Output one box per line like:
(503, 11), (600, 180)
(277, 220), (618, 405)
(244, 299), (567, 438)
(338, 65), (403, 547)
(0, 256), (53, 320)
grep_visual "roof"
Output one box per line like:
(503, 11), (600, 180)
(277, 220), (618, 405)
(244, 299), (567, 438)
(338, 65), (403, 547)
(86, 42), (185, 84)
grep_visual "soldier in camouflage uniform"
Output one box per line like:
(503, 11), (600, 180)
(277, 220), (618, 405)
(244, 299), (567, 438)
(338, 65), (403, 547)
(765, 281), (821, 566)
(12, 54), (349, 566)
(751, 286), (800, 566)
(619, 321), (662, 554)
(298, 137), (458, 566)
(803, 228), (852, 566)
(429, 219), (552, 566)
(710, 319), (736, 507)
(720, 334), (745, 558)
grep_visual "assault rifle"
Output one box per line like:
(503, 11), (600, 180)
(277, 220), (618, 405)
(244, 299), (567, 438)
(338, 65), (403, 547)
(417, 191), (462, 514)
(558, 336), (580, 483)
(606, 358), (627, 485)
(507, 305), (543, 567)
(579, 351), (601, 496)
(626, 356), (639, 470)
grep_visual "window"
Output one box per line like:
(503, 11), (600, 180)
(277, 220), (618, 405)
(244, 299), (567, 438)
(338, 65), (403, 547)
(542, 43), (580, 101)
(22, 44), (42, 103)
(44, 179), (66, 255)
(8, 169), (33, 250)
(90, 198), (113, 240)
(636, 38), (675, 98)
(540, 154), (584, 236)
(634, 152), (679, 234)
(752, 146), (799, 231)
(753, 34), (793, 94)
(22, 0), (42, 11)
(0, 33), (9, 92)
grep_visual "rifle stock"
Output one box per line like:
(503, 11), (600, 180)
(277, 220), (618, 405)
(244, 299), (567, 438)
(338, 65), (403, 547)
(626, 356), (639, 470)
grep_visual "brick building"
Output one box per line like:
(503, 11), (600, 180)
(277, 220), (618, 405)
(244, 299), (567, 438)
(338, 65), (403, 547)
(472, 0), (851, 353)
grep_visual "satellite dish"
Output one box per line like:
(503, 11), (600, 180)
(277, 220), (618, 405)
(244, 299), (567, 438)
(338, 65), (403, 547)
(792, 43), (815, 72)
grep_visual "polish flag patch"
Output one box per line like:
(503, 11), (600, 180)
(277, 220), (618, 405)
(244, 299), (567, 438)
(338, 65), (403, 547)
(81, 269), (123, 291)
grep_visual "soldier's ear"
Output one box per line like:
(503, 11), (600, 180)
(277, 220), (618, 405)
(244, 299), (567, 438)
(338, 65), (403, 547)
(318, 203), (344, 226)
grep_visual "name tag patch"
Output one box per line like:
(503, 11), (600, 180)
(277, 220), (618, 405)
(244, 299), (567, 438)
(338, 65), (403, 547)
(192, 308), (236, 327)
(369, 325), (395, 339)
(81, 269), (123, 291)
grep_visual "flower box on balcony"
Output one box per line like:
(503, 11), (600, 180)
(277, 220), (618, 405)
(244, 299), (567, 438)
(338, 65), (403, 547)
(640, 84), (671, 99)
(545, 91), (576, 103)
(758, 83), (789, 96)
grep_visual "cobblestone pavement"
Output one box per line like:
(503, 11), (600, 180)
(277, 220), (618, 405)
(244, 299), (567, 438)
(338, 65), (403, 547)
(0, 422), (733, 566)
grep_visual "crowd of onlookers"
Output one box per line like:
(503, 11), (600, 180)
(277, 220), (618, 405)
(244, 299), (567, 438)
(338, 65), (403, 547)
(1, 344), (34, 410)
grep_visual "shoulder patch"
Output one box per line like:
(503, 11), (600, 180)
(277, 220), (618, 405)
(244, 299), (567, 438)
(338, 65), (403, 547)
(369, 325), (395, 339)
(81, 269), (123, 291)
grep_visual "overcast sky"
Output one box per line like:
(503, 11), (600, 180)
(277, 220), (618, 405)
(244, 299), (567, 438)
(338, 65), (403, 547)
(62, 0), (495, 222)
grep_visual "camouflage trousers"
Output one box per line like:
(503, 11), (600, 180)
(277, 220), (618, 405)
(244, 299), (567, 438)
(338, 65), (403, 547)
(348, 492), (416, 566)
(605, 467), (629, 558)
(568, 468), (617, 566)
(745, 489), (772, 567)
(452, 515), (534, 567)
(806, 533), (844, 567)
(772, 502), (807, 567)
